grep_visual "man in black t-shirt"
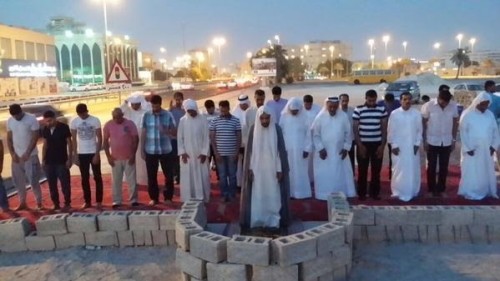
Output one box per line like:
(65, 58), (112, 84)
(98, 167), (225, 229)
(42, 111), (73, 211)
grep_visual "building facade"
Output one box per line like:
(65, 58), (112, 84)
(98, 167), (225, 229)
(47, 16), (139, 84)
(0, 24), (58, 97)
(284, 40), (352, 72)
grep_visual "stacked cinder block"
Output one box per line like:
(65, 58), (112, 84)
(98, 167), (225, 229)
(175, 194), (354, 281)
(0, 208), (180, 252)
(352, 205), (500, 244)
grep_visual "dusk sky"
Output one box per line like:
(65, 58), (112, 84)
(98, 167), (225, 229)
(1, 0), (498, 65)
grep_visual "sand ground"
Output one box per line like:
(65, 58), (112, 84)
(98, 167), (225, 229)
(1, 243), (500, 281)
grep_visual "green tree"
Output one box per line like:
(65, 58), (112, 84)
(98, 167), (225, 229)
(450, 48), (471, 79)
(287, 57), (305, 80)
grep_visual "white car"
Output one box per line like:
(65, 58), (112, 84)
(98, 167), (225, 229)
(453, 83), (483, 95)
(69, 84), (90, 92)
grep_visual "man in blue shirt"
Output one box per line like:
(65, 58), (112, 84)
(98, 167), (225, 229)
(141, 95), (176, 206)
(485, 80), (500, 121)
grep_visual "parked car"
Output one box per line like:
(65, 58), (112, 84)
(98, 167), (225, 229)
(453, 83), (483, 96)
(385, 80), (421, 103)
(69, 83), (89, 92)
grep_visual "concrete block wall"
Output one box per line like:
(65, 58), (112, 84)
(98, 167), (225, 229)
(0, 207), (180, 253)
(352, 205), (500, 244)
(176, 195), (354, 281)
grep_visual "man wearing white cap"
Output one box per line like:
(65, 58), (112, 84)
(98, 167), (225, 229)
(177, 99), (211, 202)
(121, 92), (149, 186)
(312, 97), (356, 200)
(232, 94), (251, 189)
(458, 92), (500, 200)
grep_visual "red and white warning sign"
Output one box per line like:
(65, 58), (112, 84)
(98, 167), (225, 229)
(106, 59), (132, 84)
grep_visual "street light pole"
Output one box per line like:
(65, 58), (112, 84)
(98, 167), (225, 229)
(469, 38), (476, 53)
(368, 39), (374, 69)
(402, 41), (407, 57)
(456, 33), (463, 48)
(329, 45), (334, 79)
(102, 0), (109, 85)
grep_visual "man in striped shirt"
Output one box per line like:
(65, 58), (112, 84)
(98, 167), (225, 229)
(353, 89), (388, 200)
(209, 100), (242, 202)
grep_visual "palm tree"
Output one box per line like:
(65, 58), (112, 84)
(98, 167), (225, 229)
(450, 48), (471, 79)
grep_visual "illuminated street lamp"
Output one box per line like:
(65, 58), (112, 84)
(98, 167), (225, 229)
(160, 47), (166, 54)
(246, 52), (252, 59)
(433, 42), (441, 50)
(212, 36), (226, 75)
(274, 34), (280, 44)
(304, 44), (310, 71)
(382, 35), (390, 56)
(469, 37), (476, 53)
(402, 41), (408, 56)
(195, 51), (205, 70)
(456, 33), (463, 48)
(370, 54), (375, 69)
(329, 45), (335, 78)
(368, 39), (375, 55)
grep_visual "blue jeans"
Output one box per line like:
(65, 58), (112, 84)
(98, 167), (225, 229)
(216, 156), (237, 198)
(0, 177), (9, 210)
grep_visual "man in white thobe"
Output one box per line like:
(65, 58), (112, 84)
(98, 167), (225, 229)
(303, 94), (321, 185)
(121, 92), (150, 185)
(177, 99), (211, 202)
(388, 92), (422, 202)
(247, 106), (284, 228)
(312, 97), (356, 200)
(245, 89), (266, 133)
(279, 97), (312, 199)
(458, 92), (500, 200)
(232, 94), (251, 188)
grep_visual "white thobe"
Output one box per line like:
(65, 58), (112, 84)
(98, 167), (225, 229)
(250, 126), (282, 228)
(458, 109), (500, 200)
(245, 106), (259, 133)
(121, 105), (148, 185)
(388, 108), (422, 201)
(280, 114), (312, 198)
(232, 107), (248, 188)
(304, 104), (321, 183)
(177, 115), (211, 202)
(312, 111), (356, 200)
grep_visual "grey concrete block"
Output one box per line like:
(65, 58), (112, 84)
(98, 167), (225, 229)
(441, 206), (473, 225)
(133, 230), (146, 246)
(176, 248), (207, 280)
(366, 225), (387, 243)
(54, 232), (85, 249)
(129, 210), (160, 230)
(469, 225), (488, 244)
(306, 223), (345, 256)
(331, 213), (353, 245)
(272, 232), (317, 267)
(97, 211), (130, 232)
(227, 235), (271, 266)
(252, 264), (298, 281)
(176, 220), (203, 251)
(151, 230), (168, 246)
(406, 206), (442, 225)
(375, 206), (408, 225)
(351, 206), (375, 225)
(206, 262), (248, 281)
(386, 225), (403, 243)
(85, 231), (118, 247)
(332, 265), (348, 281)
(331, 245), (352, 269)
(299, 252), (333, 281)
(25, 231), (55, 251)
(67, 212), (97, 233)
(421, 225), (439, 243)
(0, 238), (27, 252)
(117, 231), (134, 247)
(473, 206), (500, 225)
(0, 218), (31, 240)
(488, 225), (500, 243)
(353, 225), (368, 242)
(35, 214), (68, 236)
(437, 225), (456, 243)
(190, 231), (230, 263)
(159, 210), (181, 230)
(401, 225), (421, 243)
(167, 230), (176, 246)
(145, 230), (154, 246)
(456, 225), (473, 243)
(318, 271), (335, 281)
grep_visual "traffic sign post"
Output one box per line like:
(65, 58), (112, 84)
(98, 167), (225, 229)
(105, 59), (132, 104)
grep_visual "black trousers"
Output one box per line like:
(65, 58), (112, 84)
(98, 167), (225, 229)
(348, 141), (356, 174)
(78, 154), (103, 204)
(356, 142), (383, 198)
(146, 153), (175, 201)
(45, 164), (71, 207)
(171, 139), (180, 182)
(427, 145), (452, 193)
